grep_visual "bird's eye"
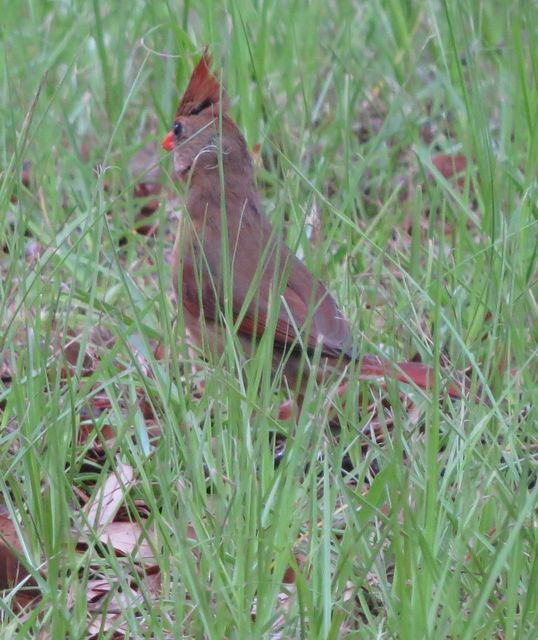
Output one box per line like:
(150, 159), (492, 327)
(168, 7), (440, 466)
(173, 122), (183, 138)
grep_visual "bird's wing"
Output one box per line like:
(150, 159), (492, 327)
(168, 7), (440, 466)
(180, 217), (352, 359)
(233, 248), (352, 358)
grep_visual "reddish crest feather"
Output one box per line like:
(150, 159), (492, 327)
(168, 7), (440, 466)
(176, 51), (229, 118)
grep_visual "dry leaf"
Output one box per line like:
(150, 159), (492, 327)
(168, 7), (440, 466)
(0, 513), (41, 611)
(97, 522), (155, 563)
(431, 154), (467, 179)
(0, 513), (28, 589)
(84, 462), (136, 530)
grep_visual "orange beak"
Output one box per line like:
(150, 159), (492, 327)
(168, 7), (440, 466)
(162, 131), (175, 151)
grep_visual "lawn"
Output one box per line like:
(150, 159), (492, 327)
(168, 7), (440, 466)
(1, 1), (537, 638)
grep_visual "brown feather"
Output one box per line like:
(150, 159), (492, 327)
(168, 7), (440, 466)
(176, 50), (229, 118)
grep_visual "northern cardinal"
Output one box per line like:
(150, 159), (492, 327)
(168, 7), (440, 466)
(162, 52), (462, 409)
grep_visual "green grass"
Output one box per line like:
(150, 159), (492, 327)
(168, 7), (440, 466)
(1, 1), (537, 638)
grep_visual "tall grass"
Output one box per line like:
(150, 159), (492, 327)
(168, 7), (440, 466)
(1, 1), (536, 638)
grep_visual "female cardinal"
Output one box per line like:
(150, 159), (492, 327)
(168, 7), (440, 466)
(162, 52), (461, 407)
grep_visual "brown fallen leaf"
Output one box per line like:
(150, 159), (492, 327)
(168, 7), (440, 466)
(9, 160), (31, 204)
(431, 153), (472, 194)
(86, 578), (113, 603)
(87, 612), (128, 639)
(0, 513), (41, 610)
(51, 330), (97, 379)
(140, 564), (162, 600)
(84, 461), (136, 530)
(95, 521), (155, 564)
(86, 577), (145, 638)
(431, 153), (467, 179)
(0, 513), (29, 590)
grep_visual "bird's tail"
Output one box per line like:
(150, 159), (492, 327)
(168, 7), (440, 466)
(359, 354), (464, 399)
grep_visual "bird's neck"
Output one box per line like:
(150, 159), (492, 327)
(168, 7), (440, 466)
(187, 153), (262, 228)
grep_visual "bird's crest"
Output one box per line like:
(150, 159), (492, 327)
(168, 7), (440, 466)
(176, 50), (229, 118)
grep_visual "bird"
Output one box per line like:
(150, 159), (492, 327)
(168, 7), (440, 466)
(162, 51), (462, 413)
